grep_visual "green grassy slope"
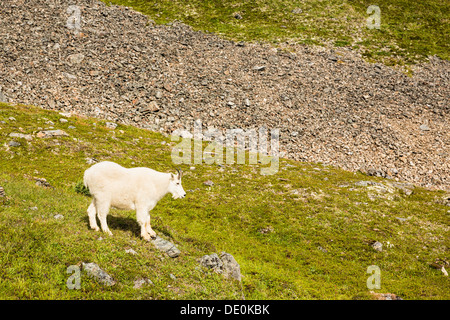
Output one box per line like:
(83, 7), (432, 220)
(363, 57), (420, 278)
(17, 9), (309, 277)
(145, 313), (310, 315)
(1, 103), (449, 299)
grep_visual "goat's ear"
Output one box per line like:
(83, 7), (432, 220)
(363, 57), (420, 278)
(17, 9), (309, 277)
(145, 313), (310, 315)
(170, 173), (175, 180)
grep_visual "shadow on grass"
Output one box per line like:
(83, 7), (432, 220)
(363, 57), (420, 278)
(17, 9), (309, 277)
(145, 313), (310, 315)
(81, 214), (141, 237)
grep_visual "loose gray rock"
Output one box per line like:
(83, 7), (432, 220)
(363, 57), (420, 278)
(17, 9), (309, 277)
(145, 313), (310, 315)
(220, 252), (241, 281)
(54, 214), (64, 219)
(0, 90), (7, 103)
(9, 132), (33, 141)
(125, 248), (137, 255)
(419, 124), (431, 131)
(7, 140), (21, 147)
(370, 291), (403, 300)
(36, 129), (69, 138)
(67, 53), (85, 64)
(354, 181), (375, 187)
(395, 216), (411, 222)
(389, 181), (414, 196)
(233, 12), (242, 20)
(253, 65), (266, 71)
(372, 241), (383, 252)
(133, 278), (153, 289)
(34, 177), (53, 188)
(62, 72), (77, 80)
(203, 180), (214, 186)
(152, 236), (181, 258)
(200, 252), (241, 281)
(105, 122), (117, 129)
(200, 253), (224, 273)
(258, 226), (274, 234)
(85, 157), (98, 165)
(82, 262), (116, 286)
(0, 186), (5, 197)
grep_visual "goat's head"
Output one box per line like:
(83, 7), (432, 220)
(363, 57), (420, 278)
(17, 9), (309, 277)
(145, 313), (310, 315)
(168, 168), (186, 199)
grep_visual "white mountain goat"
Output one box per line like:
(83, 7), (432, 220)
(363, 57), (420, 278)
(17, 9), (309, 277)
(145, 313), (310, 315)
(83, 161), (186, 241)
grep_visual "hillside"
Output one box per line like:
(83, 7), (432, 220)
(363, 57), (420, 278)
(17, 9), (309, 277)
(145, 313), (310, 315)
(0, 103), (449, 299)
(0, 0), (449, 300)
(0, 0), (448, 191)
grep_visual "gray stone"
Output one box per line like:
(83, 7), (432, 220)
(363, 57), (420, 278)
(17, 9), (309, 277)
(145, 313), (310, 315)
(7, 140), (21, 147)
(419, 124), (430, 131)
(36, 129), (69, 138)
(354, 181), (374, 187)
(389, 181), (414, 196)
(200, 253), (223, 272)
(372, 241), (383, 252)
(62, 72), (77, 80)
(85, 157), (98, 165)
(67, 53), (85, 64)
(0, 90), (7, 103)
(253, 66), (266, 71)
(152, 236), (181, 258)
(105, 122), (117, 129)
(220, 252), (241, 281)
(200, 252), (241, 281)
(9, 132), (33, 141)
(54, 214), (64, 219)
(34, 177), (52, 188)
(203, 180), (214, 186)
(82, 262), (116, 286)
(125, 248), (137, 255)
(133, 278), (153, 289)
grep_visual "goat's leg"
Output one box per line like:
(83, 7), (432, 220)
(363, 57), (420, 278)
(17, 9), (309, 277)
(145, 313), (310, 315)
(96, 201), (113, 236)
(136, 206), (156, 241)
(87, 200), (99, 231)
(145, 215), (157, 240)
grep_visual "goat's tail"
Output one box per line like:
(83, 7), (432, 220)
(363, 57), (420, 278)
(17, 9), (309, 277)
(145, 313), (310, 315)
(83, 171), (88, 189)
(83, 168), (91, 190)
(78, 169), (92, 197)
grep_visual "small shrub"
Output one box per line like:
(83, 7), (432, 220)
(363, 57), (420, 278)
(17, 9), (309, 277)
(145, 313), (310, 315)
(74, 180), (91, 196)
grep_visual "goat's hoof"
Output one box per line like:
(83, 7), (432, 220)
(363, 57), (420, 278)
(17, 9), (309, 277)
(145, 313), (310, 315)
(142, 234), (151, 241)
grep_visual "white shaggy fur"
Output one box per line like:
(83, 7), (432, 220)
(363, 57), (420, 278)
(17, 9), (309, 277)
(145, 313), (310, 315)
(83, 161), (186, 240)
